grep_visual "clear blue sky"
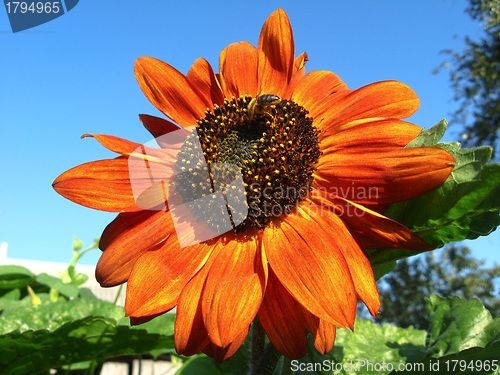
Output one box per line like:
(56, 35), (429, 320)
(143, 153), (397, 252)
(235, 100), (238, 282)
(1, 0), (498, 267)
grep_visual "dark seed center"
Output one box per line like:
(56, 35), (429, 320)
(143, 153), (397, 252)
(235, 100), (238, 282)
(173, 95), (321, 233)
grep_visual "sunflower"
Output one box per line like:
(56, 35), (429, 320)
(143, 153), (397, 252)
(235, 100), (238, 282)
(53, 9), (455, 361)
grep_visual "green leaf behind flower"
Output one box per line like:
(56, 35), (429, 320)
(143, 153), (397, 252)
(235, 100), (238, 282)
(0, 265), (36, 290)
(368, 120), (500, 278)
(0, 316), (175, 375)
(36, 273), (80, 299)
(388, 295), (500, 374)
(0, 298), (126, 334)
(296, 319), (426, 375)
(425, 295), (500, 358)
(296, 296), (499, 375)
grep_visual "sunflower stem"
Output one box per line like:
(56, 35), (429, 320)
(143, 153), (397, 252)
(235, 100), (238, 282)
(250, 342), (282, 375)
(251, 317), (265, 371)
(280, 357), (292, 375)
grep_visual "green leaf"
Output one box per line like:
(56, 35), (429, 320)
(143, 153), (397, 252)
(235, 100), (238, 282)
(67, 265), (89, 286)
(294, 296), (499, 375)
(367, 120), (500, 277)
(36, 273), (80, 299)
(342, 320), (427, 365)
(78, 287), (98, 300)
(0, 288), (21, 301)
(296, 319), (427, 374)
(0, 316), (175, 375)
(367, 248), (417, 281)
(72, 237), (83, 252)
(61, 360), (97, 371)
(387, 341), (500, 374)
(68, 267), (88, 286)
(176, 356), (227, 375)
(386, 121), (499, 246)
(387, 296), (500, 374)
(372, 261), (397, 281)
(425, 295), (499, 357)
(0, 293), (48, 312)
(131, 312), (176, 336)
(0, 265), (35, 290)
(0, 298), (126, 334)
(405, 119), (447, 148)
(175, 328), (251, 375)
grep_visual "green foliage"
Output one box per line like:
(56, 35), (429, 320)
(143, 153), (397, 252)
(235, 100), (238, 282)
(367, 120), (500, 279)
(294, 296), (500, 375)
(468, 0), (500, 30)
(176, 356), (229, 375)
(375, 245), (500, 330)
(175, 331), (252, 375)
(36, 273), (80, 299)
(387, 295), (500, 375)
(0, 298), (126, 334)
(437, 0), (500, 157)
(425, 295), (499, 357)
(301, 320), (427, 374)
(0, 316), (175, 375)
(73, 237), (83, 252)
(0, 265), (36, 290)
(0, 238), (177, 374)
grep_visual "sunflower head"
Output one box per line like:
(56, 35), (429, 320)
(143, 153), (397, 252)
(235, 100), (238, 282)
(172, 94), (322, 233)
(53, 8), (455, 362)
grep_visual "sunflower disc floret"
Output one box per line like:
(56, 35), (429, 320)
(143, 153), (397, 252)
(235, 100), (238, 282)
(173, 95), (321, 232)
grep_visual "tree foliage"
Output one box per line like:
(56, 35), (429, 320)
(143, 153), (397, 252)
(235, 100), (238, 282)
(374, 245), (500, 330)
(440, 0), (500, 157)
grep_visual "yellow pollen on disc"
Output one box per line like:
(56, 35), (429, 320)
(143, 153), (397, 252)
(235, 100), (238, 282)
(173, 95), (321, 233)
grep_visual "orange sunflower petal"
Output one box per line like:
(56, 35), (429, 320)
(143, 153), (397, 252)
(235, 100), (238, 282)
(315, 195), (434, 252)
(282, 52), (309, 100)
(53, 157), (144, 212)
(202, 231), (266, 348)
(334, 249), (379, 317)
(313, 321), (336, 355)
(320, 118), (422, 153)
(219, 41), (259, 98)
(302, 202), (381, 317)
(175, 256), (212, 357)
(187, 57), (225, 109)
(293, 51), (309, 72)
(320, 81), (420, 133)
(134, 56), (209, 127)
(258, 9), (294, 96)
(96, 210), (173, 287)
(283, 66), (305, 100)
(315, 147), (455, 205)
(81, 134), (173, 164)
(257, 269), (308, 359)
(263, 213), (357, 329)
(302, 310), (337, 355)
(292, 70), (348, 119)
(138, 114), (192, 164)
(130, 312), (164, 326)
(139, 114), (181, 142)
(125, 234), (214, 317)
(82, 134), (142, 156)
(203, 327), (249, 363)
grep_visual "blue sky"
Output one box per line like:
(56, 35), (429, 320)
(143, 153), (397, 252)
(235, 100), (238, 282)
(1, 0), (498, 267)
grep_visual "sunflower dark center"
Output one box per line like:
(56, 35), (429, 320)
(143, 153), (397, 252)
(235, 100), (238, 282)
(173, 95), (321, 233)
